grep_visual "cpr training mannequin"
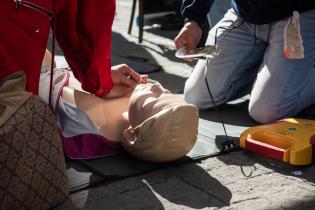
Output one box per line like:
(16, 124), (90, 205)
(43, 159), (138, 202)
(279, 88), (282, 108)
(40, 49), (199, 162)
(61, 79), (199, 162)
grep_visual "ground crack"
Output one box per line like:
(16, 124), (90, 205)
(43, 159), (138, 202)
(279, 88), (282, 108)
(180, 177), (229, 206)
(231, 196), (261, 204)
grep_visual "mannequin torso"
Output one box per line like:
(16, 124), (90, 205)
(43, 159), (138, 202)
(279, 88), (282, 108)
(62, 86), (130, 141)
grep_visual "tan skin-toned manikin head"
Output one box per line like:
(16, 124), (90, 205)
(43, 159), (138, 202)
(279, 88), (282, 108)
(128, 83), (188, 128)
(122, 83), (199, 162)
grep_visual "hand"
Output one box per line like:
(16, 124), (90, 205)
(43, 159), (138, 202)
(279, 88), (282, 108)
(104, 64), (149, 98)
(111, 64), (141, 88)
(139, 74), (148, 84)
(103, 84), (133, 98)
(174, 21), (202, 54)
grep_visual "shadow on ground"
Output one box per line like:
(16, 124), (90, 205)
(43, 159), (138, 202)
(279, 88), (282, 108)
(115, 31), (196, 68)
(285, 197), (315, 209)
(145, 163), (232, 208)
(199, 100), (257, 127)
(59, 163), (232, 210)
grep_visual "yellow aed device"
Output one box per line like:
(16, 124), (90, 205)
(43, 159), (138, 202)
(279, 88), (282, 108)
(240, 118), (315, 165)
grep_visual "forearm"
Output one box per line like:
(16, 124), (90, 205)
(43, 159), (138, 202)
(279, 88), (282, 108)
(54, 0), (115, 96)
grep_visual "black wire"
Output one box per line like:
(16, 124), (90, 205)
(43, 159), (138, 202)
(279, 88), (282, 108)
(205, 20), (245, 143)
(206, 18), (262, 144)
(214, 20), (244, 47)
(203, 5), (280, 149)
(204, 75), (229, 141)
(253, 24), (257, 45)
(266, 23), (272, 43)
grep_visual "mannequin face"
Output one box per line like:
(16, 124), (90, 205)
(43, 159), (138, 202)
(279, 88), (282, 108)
(122, 83), (199, 162)
(128, 83), (187, 128)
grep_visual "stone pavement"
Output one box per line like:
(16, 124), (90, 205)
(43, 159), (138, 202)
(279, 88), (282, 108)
(55, 1), (315, 209)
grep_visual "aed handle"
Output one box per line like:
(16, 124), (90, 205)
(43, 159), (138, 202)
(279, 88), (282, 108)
(245, 138), (285, 161)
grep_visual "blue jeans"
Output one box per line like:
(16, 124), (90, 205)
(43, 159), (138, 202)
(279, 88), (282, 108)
(207, 0), (230, 28)
(184, 9), (315, 123)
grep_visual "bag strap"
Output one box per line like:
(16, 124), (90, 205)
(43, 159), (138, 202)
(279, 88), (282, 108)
(49, 2), (56, 109)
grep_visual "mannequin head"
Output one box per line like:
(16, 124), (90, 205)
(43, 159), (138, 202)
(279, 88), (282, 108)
(122, 83), (199, 162)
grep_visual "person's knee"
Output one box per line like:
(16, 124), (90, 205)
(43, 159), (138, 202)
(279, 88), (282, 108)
(249, 104), (276, 124)
(184, 84), (204, 108)
(184, 80), (212, 109)
(249, 102), (283, 124)
(184, 83), (225, 110)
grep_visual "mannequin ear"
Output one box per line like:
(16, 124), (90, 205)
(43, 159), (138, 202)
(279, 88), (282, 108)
(121, 126), (137, 146)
